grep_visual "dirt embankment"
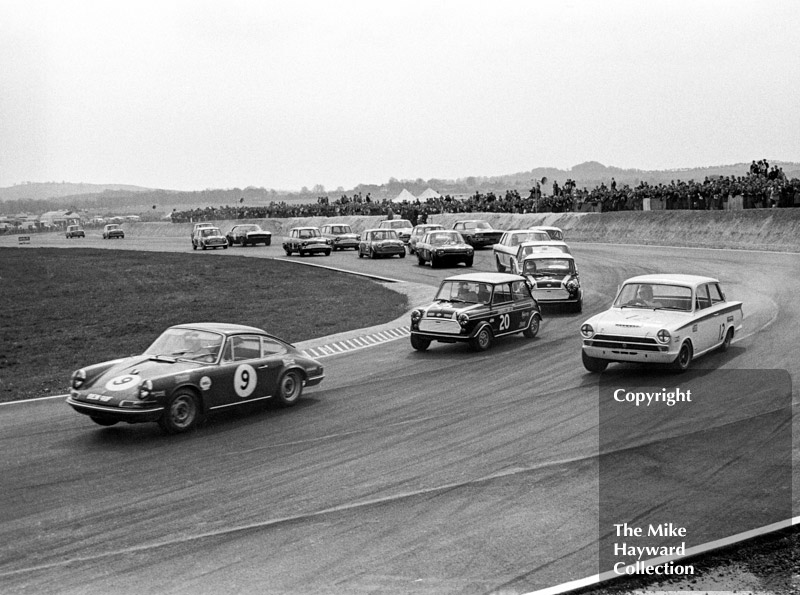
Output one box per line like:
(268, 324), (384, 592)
(128, 210), (800, 252)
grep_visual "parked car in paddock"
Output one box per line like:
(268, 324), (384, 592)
(408, 223), (445, 254)
(283, 227), (332, 256)
(415, 230), (474, 268)
(320, 223), (360, 251)
(520, 253), (582, 312)
(410, 272), (542, 352)
(65, 323), (325, 433)
(452, 219), (504, 249)
(378, 219), (414, 244)
(358, 228), (406, 259)
(102, 224), (124, 240)
(192, 226), (228, 250)
(529, 225), (564, 241)
(493, 229), (552, 272)
(65, 225), (85, 238)
(226, 224), (272, 247)
(507, 241), (572, 274)
(579, 274), (743, 373)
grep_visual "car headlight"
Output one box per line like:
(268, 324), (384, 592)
(71, 368), (86, 389)
(411, 310), (423, 322)
(139, 379), (154, 399)
(566, 278), (580, 291)
(580, 323), (594, 338)
(656, 329), (671, 344)
(457, 313), (470, 327)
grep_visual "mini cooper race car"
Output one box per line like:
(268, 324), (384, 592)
(378, 219), (414, 243)
(192, 226), (228, 250)
(66, 225), (85, 238)
(226, 224), (272, 246)
(410, 273), (542, 351)
(102, 224), (124, 239)
(358, 229), (406, 259)
(580, 274), (743, 373)
(507, 241), (572, 274)
(66, 323), (325, 433)
(521, 252), (582, 312)
(320, 223), (360, 251)
(283, 227), (332, 256)
(415, 230), (474, 268)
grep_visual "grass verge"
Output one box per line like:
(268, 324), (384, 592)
(0, 248), (407, 402)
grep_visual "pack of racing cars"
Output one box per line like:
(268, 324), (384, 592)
(63, 219), (745, 434)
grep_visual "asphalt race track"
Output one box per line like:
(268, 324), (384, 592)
(1, 232), (798, 595)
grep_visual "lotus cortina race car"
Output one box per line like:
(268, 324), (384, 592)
(580, 274), (743, 372)
(66, 323), (324, 433)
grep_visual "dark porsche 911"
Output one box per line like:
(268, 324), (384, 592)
(66, 323), (324, 433)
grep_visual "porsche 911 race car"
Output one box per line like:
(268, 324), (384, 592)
(66, 323), (324, 433)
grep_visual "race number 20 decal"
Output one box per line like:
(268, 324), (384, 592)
(234, 364), (257, 398)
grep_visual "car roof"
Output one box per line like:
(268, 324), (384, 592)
(443, 272), (526, 284)
(363, 228), (396, 233)
(623, 274), (720, 286)
(455, 219), (489, 224)
(290, 226), (320, 230)
(518, 240), (567, 248)
(522, 252), (574, 260)
(529, 226), (562, 231)
(171, 322), (269, 336)
(507, 229), (548, 234)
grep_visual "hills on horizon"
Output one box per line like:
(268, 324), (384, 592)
(2, 160), (798, 212)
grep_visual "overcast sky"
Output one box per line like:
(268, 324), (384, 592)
(2, 0), (798, 191)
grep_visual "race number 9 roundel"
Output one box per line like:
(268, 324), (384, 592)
(105, 374), (140, 392)
(234, 364), (257, 398)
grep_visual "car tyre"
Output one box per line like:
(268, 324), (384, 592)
(284, 248), (292, 256)
(370, 248), (377, 259)
(410, 335), (431, 351)
(417, 254), (425, 266)
(523, 314), (540, 338)
(265, 238), (271, 246)
(90, 416), (118, 427)
(671, 341), (693, 372)
(470, 326), (493, 351)
(430, 255), (439, 268)
(324, 249), (331, 256)
(582, 350), (608, 373)
(399, 250), (405, 258)
(158, 390), (200, 434)
(276, 370), (303, 407)
(495, 256), (505, 272)
(464, 256), (473, 267)
(719, 327), (734, 352)
(358, 250), (364, 258)
(192, 243), (197, 250)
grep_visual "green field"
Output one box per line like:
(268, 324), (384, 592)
(0, 248), (407, 402)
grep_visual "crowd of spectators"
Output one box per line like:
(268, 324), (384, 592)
(169, 162), (800, 225)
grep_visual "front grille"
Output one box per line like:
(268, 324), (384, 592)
(588, 334), (661, 352)
(419, 319), (461, 334)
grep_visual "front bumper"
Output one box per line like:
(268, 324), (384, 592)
(66, 396), (164, 423)
(581, 343), (676, 364)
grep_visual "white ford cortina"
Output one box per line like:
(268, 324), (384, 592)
(579, 274), (743, 372)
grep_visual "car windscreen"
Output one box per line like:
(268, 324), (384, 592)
(146, 328), (224, 361)
(429, 233), (462, 245)
(613, 283), (693, 311)
(523, 258), (574, 275)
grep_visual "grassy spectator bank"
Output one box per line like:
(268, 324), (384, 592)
(121, 209), (800, 252)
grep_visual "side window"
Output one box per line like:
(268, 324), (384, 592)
(230, 336), (262, 361)
(261, 338), (286, 357)
(511, 280), (530, 301)
(696, 285), (712, 310)
(492, 283), (512, 304)
(708, 283), (725, 304)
